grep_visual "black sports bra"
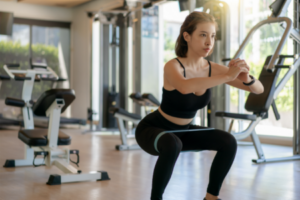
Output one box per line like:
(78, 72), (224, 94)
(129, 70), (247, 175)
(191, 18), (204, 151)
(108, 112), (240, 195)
(160, 58), (212, 118)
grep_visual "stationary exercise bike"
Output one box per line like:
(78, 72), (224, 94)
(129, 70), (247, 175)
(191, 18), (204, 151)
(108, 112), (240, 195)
(2, 64), (109, 185)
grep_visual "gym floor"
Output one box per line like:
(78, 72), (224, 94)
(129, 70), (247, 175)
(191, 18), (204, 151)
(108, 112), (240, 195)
(0, 129), (299, 200)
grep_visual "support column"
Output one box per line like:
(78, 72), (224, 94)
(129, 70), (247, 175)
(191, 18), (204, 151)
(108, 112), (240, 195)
(133, 9), (142, 116)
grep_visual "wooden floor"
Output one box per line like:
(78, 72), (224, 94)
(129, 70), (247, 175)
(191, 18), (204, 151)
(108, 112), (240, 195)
(0, 129), (299, 200)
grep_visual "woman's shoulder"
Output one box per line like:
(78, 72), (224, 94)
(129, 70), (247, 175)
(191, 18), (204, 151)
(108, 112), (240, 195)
(166, 57), (179, 65)
(164, 58), (181, 70)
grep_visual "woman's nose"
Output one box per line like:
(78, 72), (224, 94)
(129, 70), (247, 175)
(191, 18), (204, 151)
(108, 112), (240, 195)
(206, 38), (213, 46)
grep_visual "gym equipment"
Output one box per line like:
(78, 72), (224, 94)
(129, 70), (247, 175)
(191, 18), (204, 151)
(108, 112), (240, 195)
(129, 92), (160, 114)
(0, 68), (23, 127)
(0, 63), (86, 128)
(110, 107), (141, 151)
(216, 0), (300, 163)
(110, 92), (160, 151)
(2, 65), (109, 184)
(216, 54), (300, 163)
(30, 62), (87, 128)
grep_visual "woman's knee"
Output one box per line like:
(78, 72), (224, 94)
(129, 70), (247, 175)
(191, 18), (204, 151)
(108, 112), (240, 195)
(220, 131), (237, 152)
(157, 133), (182, 154)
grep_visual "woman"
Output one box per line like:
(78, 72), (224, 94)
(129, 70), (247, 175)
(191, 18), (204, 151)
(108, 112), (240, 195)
(135, 11), (264, 200)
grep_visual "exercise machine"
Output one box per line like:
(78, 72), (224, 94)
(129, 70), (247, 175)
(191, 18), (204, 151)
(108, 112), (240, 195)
(110, 92), (160, 151)
(3, 64), (109, 184)
(216, 0), (300, 163)
(0, 65), (23, 128)
(1, 63), (87, 128)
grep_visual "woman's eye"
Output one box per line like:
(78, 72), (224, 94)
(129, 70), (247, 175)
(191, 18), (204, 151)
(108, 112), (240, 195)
(212, 35), (215, 38)
(201, 34), (206, 37)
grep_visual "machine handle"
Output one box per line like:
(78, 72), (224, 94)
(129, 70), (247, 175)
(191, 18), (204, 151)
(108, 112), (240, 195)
(40, 77), (59, 81)
(129, 92), (143, 100)
(274, 64), (290, 69)
(5, 97), (25, 107)
(222, 58), (231, 62)
(57, 77), (68, 82)
(279, 55), (295, 59)
(5, 63), (20, 68)
(31, 64), (47, 69)
(14, 76), (31, 81)
(0, 75), (10, 80)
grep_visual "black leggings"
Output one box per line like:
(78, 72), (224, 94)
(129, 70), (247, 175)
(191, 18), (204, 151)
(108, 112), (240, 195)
(135, 110), (237, 200)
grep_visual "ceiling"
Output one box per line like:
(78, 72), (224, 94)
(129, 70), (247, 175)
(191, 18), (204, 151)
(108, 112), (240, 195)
(15, 0), (94, 7)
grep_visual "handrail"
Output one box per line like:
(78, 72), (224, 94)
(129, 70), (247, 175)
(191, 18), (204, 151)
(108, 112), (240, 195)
(232, 17), (292, 71)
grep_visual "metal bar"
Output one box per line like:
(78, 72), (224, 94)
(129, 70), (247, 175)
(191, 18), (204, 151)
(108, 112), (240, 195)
(293, 57), (300, 155)
(117, 117), (128, 146)
(114, 113), (140, 124)
(46, 99), (64, 148)
(117, 144), (141, 151)
(134, 9), (142, 116)
(253, 155), (300, 163)
(228, 119), (234, 133)
(232, 118), (262, 140)
(15, 158), (44, 166)
(60, 172), (102, 183)
(30, 25), (32, 60)
(3, 65), (16, 78)
(53, 160), (78, 174)
(233, 17), (293, 71)
(97, 22), (104, 130)
(250, 130), (265, 160)
(274, 57), (300, 98)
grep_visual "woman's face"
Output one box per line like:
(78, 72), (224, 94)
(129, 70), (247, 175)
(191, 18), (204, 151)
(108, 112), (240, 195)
(183, 22), (216, 57)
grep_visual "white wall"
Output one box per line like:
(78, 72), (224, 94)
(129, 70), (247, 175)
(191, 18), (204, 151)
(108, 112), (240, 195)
(70, 0), (123, 118)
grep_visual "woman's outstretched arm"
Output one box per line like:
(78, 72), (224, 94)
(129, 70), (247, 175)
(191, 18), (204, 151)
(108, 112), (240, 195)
(211, 59), (264, 94)
(164, 59), (248, 94)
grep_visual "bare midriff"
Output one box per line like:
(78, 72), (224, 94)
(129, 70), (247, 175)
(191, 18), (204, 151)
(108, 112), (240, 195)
(158, 106), (193, 126)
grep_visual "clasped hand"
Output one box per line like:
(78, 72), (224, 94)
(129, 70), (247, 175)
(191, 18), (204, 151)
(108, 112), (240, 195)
(227, 58), (250, 82)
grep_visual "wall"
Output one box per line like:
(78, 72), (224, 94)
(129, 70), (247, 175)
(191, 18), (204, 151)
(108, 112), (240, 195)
(70, 0), (123, 118)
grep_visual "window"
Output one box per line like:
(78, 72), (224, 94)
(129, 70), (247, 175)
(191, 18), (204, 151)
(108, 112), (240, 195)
(0, 18), (71, 119)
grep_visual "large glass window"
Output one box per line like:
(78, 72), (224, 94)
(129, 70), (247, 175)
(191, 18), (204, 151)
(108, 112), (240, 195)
(31, 25), (70, 100)
(0, 24), (30, 118)
(0, 19), (71, 119)
(162, 2), (189, 64)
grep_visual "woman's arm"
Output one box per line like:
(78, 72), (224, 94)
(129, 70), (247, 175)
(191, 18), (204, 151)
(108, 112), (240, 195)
(211, 59), (264, 94)
(164, 59), (247, 94)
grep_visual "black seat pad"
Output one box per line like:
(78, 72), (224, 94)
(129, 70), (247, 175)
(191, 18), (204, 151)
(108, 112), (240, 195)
(215, 111), (257, 121)
(110, 107), (141, 120)
(33, 89), (75, 116)
(18, 129), (71, 146)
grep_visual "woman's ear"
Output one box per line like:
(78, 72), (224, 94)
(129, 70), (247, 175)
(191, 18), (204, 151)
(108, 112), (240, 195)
(183, 31), (190, 42)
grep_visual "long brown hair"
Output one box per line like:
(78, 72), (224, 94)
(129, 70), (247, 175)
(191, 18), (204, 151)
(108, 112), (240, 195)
(175, 11), (218, 57)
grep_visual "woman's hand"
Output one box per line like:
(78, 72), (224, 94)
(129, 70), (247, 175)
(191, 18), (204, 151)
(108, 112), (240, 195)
(226, 58), (249, 81)
(228, 58), (250, 82)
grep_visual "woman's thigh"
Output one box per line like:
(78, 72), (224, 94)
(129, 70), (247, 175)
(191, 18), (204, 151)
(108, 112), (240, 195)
(136, 125), (187, 156)
(136, 125), (166, 156)
(179, 125), (236, 152)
